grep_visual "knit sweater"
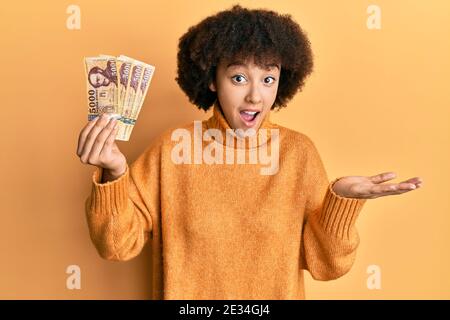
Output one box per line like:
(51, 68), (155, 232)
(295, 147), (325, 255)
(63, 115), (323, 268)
(85, 103), (367, 300)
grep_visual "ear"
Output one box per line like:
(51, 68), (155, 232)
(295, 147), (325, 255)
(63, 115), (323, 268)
(209, 81), (216, 92)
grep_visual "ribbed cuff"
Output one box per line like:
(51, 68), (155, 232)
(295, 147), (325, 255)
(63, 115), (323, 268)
(89, 165), (130, 216)
(316, 178), (367, 240)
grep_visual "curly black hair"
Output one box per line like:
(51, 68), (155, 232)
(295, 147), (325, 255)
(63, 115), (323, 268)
(175, 4), (314, 112)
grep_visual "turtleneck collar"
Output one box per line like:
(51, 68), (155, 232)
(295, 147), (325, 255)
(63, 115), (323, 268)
(205, 101), (277, 150)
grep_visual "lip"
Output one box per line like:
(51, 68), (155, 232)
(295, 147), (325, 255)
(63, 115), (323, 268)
(239, 108), (261, 113)
(239, 110), (261, 127)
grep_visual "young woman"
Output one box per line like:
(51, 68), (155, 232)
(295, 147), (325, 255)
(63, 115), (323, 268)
(76, 5), (422, 299)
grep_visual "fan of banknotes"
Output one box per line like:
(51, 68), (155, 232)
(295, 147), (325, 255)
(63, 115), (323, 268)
(84, 54), (155, 141)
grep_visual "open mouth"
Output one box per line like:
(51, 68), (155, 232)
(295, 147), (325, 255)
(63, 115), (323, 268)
(239, 110), (260, 127)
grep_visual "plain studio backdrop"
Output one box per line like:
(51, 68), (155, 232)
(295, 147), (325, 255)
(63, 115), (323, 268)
(0, 0), (448, 299)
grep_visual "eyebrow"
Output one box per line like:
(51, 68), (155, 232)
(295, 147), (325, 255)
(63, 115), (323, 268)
(226, 61), (280, 71)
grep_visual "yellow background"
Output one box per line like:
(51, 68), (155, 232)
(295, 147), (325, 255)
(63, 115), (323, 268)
(1, 0), (449, 299)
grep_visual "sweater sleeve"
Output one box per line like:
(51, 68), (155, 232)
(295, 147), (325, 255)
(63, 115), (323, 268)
(300, 138), (367, 280)
(84, 143), (161, 262)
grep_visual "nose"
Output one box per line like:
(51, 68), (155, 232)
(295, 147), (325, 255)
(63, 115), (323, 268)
(245, 82), (262, 105)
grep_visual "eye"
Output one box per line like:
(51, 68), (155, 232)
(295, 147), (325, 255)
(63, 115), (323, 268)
(264, 77), (276, 84)
(231, 74), (247, 84)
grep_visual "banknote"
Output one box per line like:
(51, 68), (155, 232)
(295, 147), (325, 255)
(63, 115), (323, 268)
(134, 64), (155, 118)
(84, 57), (120, 121)
(116, 63), (141, 140)
(84, 54), (155, 141)
(116, 57), (134, 117)
(120, 57), (155, 140)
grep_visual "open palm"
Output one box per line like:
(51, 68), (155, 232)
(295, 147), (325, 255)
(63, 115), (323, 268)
(331, 172), (423, 199)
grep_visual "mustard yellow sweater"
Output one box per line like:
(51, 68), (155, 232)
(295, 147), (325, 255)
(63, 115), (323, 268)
(85, 104), (367, 299)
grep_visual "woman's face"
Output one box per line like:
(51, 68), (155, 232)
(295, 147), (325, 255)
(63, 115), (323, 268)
(89, 71), (110, 88)
(209, 57), (280, 131)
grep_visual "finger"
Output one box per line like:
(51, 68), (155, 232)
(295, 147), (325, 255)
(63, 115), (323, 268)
(77, 115), (100, 156)
(369, 172), (396, 184)
(399, 176), (423, 186)
(88, 118), (118, 162)
(79, 114), (111, 162)
(396, 182), (418, 190)
(390, 182), (418, 191)
(369, 182), (415, 194)
(369, 183), (397, 194)
(100, 121), (119, 155)
(368, 182), (419, 198)
(370, 188), (413, 198)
